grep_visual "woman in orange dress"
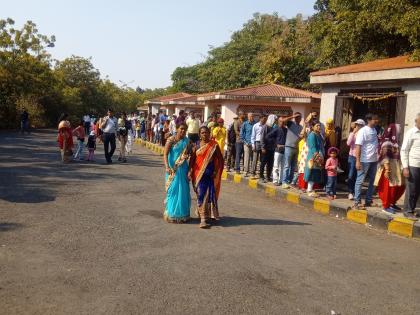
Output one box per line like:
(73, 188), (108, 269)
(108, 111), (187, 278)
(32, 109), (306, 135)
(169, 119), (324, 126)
(190, 126), (224, 228)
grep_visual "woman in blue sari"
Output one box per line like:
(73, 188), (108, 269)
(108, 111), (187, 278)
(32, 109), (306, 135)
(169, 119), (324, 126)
(304, 121), (325, 197)
(163, 123), (191, 223)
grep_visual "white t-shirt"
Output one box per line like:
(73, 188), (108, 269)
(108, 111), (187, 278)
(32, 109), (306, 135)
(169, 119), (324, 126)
(355, 126), (378, 163)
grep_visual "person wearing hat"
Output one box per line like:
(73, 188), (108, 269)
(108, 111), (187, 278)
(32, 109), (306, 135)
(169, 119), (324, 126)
(212, 118), (227, 153)
(346, 119), (365, 200)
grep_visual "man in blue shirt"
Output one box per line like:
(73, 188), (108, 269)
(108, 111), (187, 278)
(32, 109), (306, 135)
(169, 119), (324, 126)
(240, 112), (255, 177)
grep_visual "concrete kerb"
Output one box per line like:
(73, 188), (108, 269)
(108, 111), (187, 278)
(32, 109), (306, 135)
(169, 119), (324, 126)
(137, 141), (419, 239)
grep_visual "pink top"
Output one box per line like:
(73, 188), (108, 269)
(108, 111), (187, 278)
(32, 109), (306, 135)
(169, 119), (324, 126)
(347, 132), (357, 156)
(325, 157), (338, 177)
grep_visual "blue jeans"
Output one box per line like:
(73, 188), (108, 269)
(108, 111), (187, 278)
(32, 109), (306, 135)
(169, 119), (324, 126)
(326, 176), (337, 196)
(347, 156), (357, 194)
(74, 139), (84, 160)
(282, 147), (297, 184)
(354, 161), (378, 204)
(235, 142), (244, 171)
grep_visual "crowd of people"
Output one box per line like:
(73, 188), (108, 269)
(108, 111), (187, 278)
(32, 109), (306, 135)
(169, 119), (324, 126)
(158, 110), (420, 220)
(57, 108), (420, 222)
(57, 109), (147, 164)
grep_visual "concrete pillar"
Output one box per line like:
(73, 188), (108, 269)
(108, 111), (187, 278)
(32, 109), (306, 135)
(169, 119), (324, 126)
(151, 104), (160, 115)
(403, 82), (420, 130)
(319, 87), (340, 123)
(204, 103), (218, 120)
(221, 103), (239, 127)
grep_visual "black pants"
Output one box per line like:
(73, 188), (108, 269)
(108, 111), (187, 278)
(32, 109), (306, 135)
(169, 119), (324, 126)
(260, 149), (274, 180)
(404, 166), (420, 213)
(84, 122), (90, 135)
(103, 133), (116, 162)
(226, 143), (236, 170)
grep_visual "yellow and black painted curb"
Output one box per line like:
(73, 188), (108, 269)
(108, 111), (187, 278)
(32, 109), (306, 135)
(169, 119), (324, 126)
(136, 139), (164, 156)
(221, 170), (420, 240)
(136, 140), (420, 239)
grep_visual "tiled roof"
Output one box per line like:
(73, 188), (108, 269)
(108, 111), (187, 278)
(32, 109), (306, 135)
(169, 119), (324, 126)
(222, 84), (320, 99)
(147, 92), (192, 103)
(170, 95), (198, 103)
(311, 55), (420, 77)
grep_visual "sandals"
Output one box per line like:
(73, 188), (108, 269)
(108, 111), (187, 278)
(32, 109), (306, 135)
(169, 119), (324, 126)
(199, 221), (210, 229)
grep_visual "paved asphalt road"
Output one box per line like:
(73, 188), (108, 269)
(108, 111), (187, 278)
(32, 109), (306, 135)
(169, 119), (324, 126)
(1, 130), (420, 315)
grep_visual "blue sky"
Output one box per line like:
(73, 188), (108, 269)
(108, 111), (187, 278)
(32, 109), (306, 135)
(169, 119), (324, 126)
(3, 0), (316, 89)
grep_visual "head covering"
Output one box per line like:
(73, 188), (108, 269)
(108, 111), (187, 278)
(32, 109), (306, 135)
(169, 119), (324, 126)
(355, 119), (365, 126)
(266, 114), (277, 127)
(58, 120), (70, 130)
(379, 141), (394, 163)
(327, 147), (339, 156)
(325, 119), (336, 148)
(217, 118), (224, 124)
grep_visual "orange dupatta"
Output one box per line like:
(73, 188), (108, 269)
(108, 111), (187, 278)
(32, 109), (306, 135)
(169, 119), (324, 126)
(192, 139), (224, 199)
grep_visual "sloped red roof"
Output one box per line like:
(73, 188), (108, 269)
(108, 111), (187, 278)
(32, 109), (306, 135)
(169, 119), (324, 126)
(221, 84), (320, 98)
(170, 95), (198, 103)
(148, 92), (192, 103)
(311, 55), (420, 77)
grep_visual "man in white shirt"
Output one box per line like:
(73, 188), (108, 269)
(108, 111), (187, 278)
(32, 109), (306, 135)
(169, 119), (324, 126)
(401, 113), (420, 218)
(186, 111), (200, 143)
(353, 113), (379, 209)
(101, 108), (118, 164)
(250, 114), (267, 177)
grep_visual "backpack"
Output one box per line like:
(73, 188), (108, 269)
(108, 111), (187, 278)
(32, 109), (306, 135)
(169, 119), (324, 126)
(227, 123), (236, 144)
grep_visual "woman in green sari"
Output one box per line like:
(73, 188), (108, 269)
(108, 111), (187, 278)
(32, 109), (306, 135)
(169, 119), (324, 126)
(163, 123), (191, 223)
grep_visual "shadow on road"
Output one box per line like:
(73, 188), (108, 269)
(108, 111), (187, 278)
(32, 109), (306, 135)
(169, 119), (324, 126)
(0, 130), (153, 204)
(217, 216), (311, 227)
(0, 222), (23, 232)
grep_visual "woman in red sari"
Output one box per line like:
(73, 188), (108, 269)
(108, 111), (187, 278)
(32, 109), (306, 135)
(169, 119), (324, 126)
(190, 126), (224, 229)
(374, 141), (405, 215)
(57, 113), (74, 163)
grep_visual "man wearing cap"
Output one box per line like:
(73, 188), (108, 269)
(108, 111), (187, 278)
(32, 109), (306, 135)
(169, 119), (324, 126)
(346, 119), (365, 200)
(354, 113), (379, 209)
(401, 113), (420, 219)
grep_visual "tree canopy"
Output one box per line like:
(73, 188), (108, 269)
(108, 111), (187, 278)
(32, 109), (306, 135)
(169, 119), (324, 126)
(171, 1), (419, 93)
(1, 1), (419, 128)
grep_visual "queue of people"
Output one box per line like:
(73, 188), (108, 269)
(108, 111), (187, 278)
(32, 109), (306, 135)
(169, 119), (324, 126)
(189, 110), (420, 219)
(57, 108), (420, 220)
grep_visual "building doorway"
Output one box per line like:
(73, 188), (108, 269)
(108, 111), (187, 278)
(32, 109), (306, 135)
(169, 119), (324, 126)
(334, 89), (406, 169)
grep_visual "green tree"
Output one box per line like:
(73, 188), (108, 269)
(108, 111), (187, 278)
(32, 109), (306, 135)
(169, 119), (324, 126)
(310, 0), (420, 68)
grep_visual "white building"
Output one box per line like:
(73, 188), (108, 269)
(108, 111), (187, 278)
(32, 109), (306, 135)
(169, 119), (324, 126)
(310, 55), (420, 147)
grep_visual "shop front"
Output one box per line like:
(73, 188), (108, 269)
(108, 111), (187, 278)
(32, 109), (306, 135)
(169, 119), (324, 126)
(311, 56), (420, 156)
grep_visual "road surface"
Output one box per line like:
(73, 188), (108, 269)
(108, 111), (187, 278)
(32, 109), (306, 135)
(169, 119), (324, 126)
(1, 130), (419, 314)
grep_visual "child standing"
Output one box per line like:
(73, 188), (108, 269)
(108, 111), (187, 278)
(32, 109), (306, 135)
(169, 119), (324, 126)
(73, 120), (86, 160)
(86, 131), (96, 161)
(325, 147), (339, 200)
